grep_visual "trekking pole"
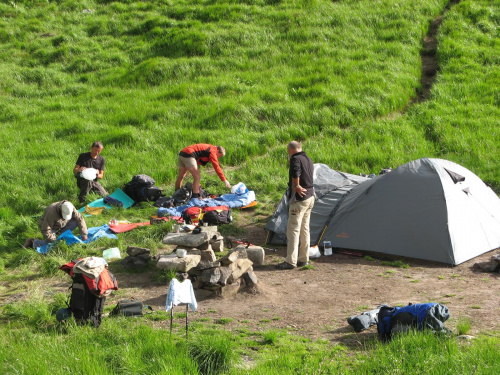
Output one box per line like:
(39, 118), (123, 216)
(185, 304), (189, 339)
(170, 308), (173, 337)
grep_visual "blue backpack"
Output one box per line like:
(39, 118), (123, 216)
(377, 303), (450, 341)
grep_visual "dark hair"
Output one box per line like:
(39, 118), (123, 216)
(92, 141), (104, 149)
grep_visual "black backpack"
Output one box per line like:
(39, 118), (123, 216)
(200, 206), (233, 226)
(69, 273), (106, 328)
(109, 299), (152, 317)
(124, 174), (163, 202)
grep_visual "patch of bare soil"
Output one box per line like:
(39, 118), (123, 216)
(113, 220), (499, 344)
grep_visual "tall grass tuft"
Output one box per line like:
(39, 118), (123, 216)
(188, 331), (235, 375)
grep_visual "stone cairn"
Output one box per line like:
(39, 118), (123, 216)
(121, 246), (151, 270)
(158, 226), (264, 299)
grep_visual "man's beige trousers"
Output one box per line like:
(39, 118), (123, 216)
(286, 196), (315, 266)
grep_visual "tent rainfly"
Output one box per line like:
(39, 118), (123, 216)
(265, 158), (500, 265)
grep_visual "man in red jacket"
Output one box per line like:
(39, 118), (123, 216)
(176, 144), (231, 198)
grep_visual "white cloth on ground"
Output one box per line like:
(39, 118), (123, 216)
(165, 279), (197, 313)
(73, 256), (108, 279)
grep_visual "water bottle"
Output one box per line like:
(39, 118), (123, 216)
(323, 240), (333, 256)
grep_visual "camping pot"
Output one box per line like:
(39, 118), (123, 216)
(176, 249), (187, 258)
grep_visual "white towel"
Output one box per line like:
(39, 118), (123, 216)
(165, 279), (197, 312)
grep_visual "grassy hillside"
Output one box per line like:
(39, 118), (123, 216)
(0, 0), (499, 372)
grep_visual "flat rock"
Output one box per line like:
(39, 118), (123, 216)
(233, 245), (265, 266)
(126, 246), (151, 256)
(162, 232), (208, 247)
(219, 249), (248, 266)
(198, 268), (221, 285)
(491, 253), (500, 263)
(196, 261), (221, 270)
(200, 249), (216, 262)
(227, 258), (253, 284)
(156, 254), (201, 272)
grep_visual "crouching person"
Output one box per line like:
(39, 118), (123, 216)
(24, 201), (88, 249)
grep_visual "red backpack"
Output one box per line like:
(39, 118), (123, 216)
(182, 206), (202, 224)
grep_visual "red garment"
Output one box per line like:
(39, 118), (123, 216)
(59, 261), (118, 295)
(179, 144), (226, 182)
(109, 221), (151, 233)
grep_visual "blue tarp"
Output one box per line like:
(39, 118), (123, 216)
(78, 188), (134, 215)
(157, 191), (256, 217)
(36, 224), (118, 254)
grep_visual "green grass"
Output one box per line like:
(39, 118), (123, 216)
(381, 260), (410, 269)
(456, 317), (472, 336)
(0, 0), (499, 372)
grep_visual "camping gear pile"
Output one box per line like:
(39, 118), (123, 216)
(159, 225), (263, 299)
(347, 303), (451, 341)
(58, 257), (118, 328)
(266, 158), (500, 265)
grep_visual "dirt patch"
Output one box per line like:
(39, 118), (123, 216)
(415, 0), (461, 103)
(113, 219), (499, 343)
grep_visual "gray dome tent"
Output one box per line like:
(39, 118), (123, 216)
(265, 158), (500, 265)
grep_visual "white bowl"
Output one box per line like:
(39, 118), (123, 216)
(176, 249), (187, 258)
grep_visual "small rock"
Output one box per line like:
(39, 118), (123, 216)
(198, 268), (221, 285)
(234, 245), (265, 266)
(136, 253), (152, 261)
(121, 256), (148, 270)
(127, 246), (151, 257)
(211, 239), (224, 252)
(218, 266), (233, 285)
(227, 258), (253, 284)
(219, 249), (248, 266)
(472, 261), (499, 273)
(200, 249), (217, 262)
(457, 335), (475, 340)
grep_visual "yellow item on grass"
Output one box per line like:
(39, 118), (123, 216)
(84, 205), (105, 215)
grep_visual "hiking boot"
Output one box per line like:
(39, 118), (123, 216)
(297, 261), (309, 267)
(275, 261), (295, 270)
(23, 238), (35, 249)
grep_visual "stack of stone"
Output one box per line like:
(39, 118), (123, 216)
(158, 226), (264, 299)
(472, 253), (500, 273)
(121, 246), (151, 270)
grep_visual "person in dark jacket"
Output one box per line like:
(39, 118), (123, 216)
(23, 201), (88, 249)
(276, 141), (315, 269)
(73, 141), (108, 204)
(175, 144), (231, 198)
